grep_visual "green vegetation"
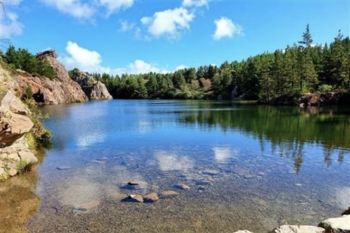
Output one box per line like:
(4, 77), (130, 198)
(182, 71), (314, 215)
(1, 46), (56, 79)
(92, 26), (349, 103)
(24, 99), (52, 148)
(16, 160), (30, 174)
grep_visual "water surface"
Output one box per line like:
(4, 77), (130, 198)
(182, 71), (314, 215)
(1, 100), (350, 233)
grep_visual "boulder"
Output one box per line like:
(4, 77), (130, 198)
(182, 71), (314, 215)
(144, 192), (159, 203)
(175, 183), (191, 190)
(319, 215), (350, 233)
(70, 69), (112, 100)
(0, 91), (38, 180)
(90, 81), (113, 100)
(272, 225), (325, 233)
(127, 194), (144, 203)
(0, 91), (34, 147)
(233, 231), (254, 233)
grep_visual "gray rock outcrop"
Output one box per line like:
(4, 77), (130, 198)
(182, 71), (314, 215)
(70, 69), (112, 100)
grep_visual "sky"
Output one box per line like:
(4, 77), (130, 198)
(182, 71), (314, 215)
(0, 0), (349, 74)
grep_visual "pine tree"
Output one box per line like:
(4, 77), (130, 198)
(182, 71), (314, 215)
(299, 24), (313, 48)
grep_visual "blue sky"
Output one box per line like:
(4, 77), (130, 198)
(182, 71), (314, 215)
(1, 0), (349, 74)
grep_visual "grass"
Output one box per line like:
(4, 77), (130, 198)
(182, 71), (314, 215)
(16, 159), (30, 174)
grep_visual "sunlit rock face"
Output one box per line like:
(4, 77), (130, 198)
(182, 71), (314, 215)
(70, 69), (112, 100)
(272, 225), (325, 233)
(16, 50), (88, 105)
(0, 91), (37, 180)
(319, 215), (350, 233)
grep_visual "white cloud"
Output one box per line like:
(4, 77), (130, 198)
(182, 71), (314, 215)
(141, 7), (194, 38)
(40, 0), (133, 19)
(99, 0), (134, 14)
(155, 150), (194, 172)
(116, 59), (168, 74)
(0, 4), (23, 39)
(40, 0), (95, 19)
(182, 0), (208, 8)
(62, 41), (102, 71)
(213, 17), (242, 40)
(61, 41), (169, 75)
(119, 20), (135, 32)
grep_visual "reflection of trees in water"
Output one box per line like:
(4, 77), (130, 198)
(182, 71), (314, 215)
(177, 103), (350, 171)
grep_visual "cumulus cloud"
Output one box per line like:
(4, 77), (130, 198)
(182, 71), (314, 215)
(40, 0), (95, 19)
(213, 17), (242, 40)
(116, 59), (168, 74)
(61, 41), (168, 75)
(141, 7), (194, 38)
(40, 0), (134, 19)
(0, 2), (23, 39)
(61, 41), (102, 71)
(182, 0), (208, 8)
(99, 0), (134, 14)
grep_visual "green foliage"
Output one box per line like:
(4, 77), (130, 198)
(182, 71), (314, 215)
(24, 86), (33, 100)
(90, 26), (349, 103)
(16, 160), (30, 174)
(24, 99), (52, 148)
(319, 84), (333, 92)
(2, 46), (56, 79)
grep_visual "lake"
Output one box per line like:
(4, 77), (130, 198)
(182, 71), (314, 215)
(1, 100), (350, 233)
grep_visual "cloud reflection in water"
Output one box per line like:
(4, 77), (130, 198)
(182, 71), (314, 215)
(213, 146), (237, 163)
(155, 150), (194, 172)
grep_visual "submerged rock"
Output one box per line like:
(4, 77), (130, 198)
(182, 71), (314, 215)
(56, 166), (71, 171)
(127, 180), (142, 186)
(160, 190), (179, 198)
(175, 183), (191, 190)
(195, 179), (213, 186)
(127, 194), (144, 203)
(202, 169), (220, 176)
(272, 225), (325, 233)
(144, 192), (159, 203)
(319, 215), (350, 233)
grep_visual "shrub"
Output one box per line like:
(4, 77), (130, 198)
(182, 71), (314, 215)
(318, 84), (333, 93)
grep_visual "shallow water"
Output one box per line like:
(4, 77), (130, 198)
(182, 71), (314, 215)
(1, 100), (350, 233)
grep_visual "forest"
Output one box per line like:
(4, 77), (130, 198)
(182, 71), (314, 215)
(91, 25), (349, 103)
(1, 25), (349, 104)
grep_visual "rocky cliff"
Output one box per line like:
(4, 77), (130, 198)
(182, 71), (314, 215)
(16, 50), (88, 105)
(0, 64), (39, 181)
(70, 69), (112, 100)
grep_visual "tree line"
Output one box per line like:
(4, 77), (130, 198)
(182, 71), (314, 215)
(0, 46), (56, 79)
(92, 25), (349, 103)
